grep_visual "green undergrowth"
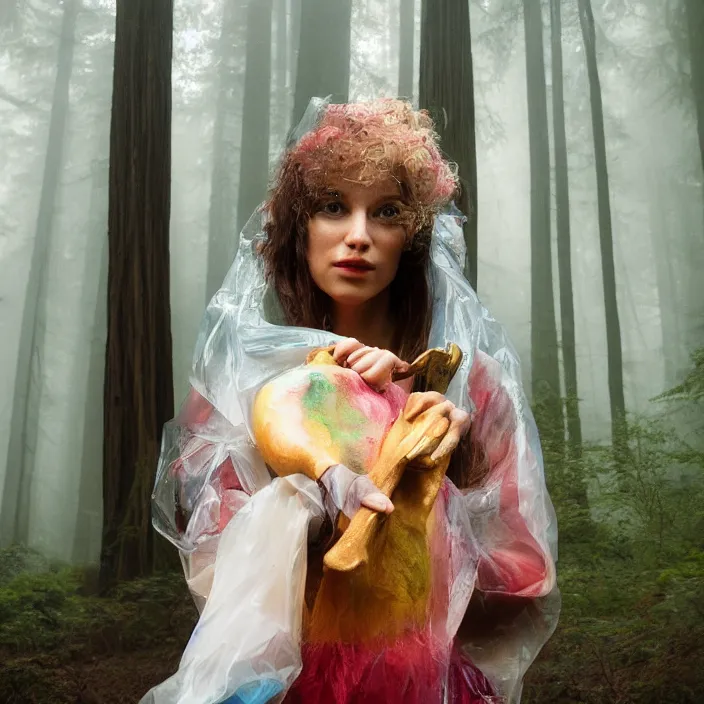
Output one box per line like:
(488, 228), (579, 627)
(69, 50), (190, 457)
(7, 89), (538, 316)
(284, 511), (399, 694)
(2, 543), (702, 702)
(0, 548), (197, 703)
(0, 548), (195, 657)
(524, 349), (704, 703)
(524, 548), (704, 703)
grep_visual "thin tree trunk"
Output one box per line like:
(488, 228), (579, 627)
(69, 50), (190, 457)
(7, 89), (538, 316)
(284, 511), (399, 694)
(292, 0), (352, 125)
(684, 0), (704, 180)
(522, 0), (563, 448)
(205, 0), (242, 301)
(236, 0), (273, 238)
(74, 156), (109, 566)
(1, 0), (80, 547)
(577, 0), (627, 448)
(398, 0), (414, 99)
(100, 0), (174, 590)
(0, 1), (19, 30)
(275, 0), (289, 145)
(647, 175), (683, 388)
(550, 0), (582, 459)
(419, 0), (478, 289)
(289, 0), (300, 98)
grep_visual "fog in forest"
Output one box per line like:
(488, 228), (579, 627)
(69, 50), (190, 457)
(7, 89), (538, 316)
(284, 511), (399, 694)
(0, 1), (702, 702)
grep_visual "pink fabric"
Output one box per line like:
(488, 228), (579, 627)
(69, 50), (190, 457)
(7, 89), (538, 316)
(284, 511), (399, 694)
(468, 351), (554, 598)
(283, 634), (495, 704)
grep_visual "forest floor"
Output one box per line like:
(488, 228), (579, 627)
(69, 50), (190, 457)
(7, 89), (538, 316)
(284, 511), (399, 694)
(1, 545), (703, 704)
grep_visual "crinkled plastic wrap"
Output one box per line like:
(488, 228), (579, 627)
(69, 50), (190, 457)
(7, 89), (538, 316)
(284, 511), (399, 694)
(142, 203), (559, 703)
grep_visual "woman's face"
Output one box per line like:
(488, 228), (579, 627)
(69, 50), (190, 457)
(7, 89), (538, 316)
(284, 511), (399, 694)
(306, 178), (408, 308)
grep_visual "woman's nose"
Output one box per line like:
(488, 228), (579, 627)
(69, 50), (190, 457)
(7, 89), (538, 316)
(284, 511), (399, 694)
(343, 209), (371, 250)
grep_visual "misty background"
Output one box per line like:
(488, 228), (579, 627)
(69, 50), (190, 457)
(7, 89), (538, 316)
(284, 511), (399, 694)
(0, 0), (702, 702)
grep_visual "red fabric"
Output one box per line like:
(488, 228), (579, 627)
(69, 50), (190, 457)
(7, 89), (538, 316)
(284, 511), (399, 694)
(283, 633), (495, 704)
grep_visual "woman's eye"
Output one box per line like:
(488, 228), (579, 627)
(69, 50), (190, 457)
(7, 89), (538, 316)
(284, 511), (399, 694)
(322, 201), (343, 215)
(378, 204), (401, 219)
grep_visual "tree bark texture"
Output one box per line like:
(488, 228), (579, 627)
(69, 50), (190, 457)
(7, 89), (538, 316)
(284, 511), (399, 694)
(100, 0), (175, 589)
(206, 0), (244, 301)
(237, 0), (273, 238)
(274, 0), (290, 146)
(419, 0), (478, 290)
(684, 0), (704, 181)
(398, 0), (415, 99)
(0, 1), (19, 30)
(522, 0), (563, 447)
(550, 0), (582, 458)
(74, 155), (109, 565)
(292, 0), (352, 125)
(647, 175), (683, 388)
(577, 0), (627, 447)
(289, 0), (301, 96)
(1, 0), (80, 547)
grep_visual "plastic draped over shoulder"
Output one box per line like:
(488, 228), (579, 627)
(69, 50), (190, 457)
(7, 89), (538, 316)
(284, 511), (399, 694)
(145, 206), (559, 704)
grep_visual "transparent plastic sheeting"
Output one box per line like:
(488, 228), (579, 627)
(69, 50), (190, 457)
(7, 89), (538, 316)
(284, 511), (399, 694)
(141, 209), (560, 704)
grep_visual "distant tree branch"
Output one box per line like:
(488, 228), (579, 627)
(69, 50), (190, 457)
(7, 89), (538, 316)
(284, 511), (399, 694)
(0, 88), (39, 111)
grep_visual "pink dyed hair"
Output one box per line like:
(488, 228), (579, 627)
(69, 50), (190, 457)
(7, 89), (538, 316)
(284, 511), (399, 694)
(288, 99), (458, 231)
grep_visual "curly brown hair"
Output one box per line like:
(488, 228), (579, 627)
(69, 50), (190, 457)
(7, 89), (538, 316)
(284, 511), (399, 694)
(260, 100), (458, 362)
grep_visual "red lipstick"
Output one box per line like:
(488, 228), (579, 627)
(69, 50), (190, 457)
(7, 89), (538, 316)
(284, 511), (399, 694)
(333, 258), (375, 275)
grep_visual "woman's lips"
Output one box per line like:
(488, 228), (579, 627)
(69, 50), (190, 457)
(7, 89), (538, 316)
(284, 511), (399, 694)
(333, 261), (375, 276)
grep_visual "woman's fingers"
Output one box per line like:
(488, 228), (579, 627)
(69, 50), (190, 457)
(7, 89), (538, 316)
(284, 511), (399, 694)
(360, 491), (394, 514)
(430, 407), (471, 461)
(401, 392), (472, 461)
(333, 341), (410, 391)
(345, 344), (374, 365)
(359, 356), (398, 389)
(346, 347), (379, 371)
(349, 473), (394, 515)
(321, 465), (395, 518)
(345, 348), (400, 390)
(332, 337), (365, 364)
(403, 391), (447, 421)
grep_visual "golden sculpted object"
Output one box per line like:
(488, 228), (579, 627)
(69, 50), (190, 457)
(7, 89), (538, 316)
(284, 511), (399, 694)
(253, 342), (463, 642)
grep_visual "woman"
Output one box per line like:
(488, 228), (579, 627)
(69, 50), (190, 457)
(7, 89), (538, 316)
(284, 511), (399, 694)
(143, 99), (559, 704)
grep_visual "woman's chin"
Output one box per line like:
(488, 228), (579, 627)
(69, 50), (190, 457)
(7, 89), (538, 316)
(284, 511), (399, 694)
(329, 293), (376, 307)
(325, 286), (380, 308)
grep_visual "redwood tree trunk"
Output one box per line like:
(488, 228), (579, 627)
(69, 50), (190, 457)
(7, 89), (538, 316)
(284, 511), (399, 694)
(1, 0), (80, 546)
(550, 0), (582, 458)
(419, 0), (478, 289)
(523, 0), (563, 448)
(206, 0), (243, 301)
(684, 0), (704, 180)
(647, 175), (683, 388)
(290, 0), (301, 95)
(100, 0), (175, 589)
(274, 0), (290, 146)
(0, 0), (19, 29)
(578, 0), (627, 448)
(398, 0), (415, 99)
(236, 0), (273, 238)
(292, 0), (352, 124)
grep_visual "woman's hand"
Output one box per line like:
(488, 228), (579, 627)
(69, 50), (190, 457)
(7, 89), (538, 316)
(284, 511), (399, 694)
(319, 463), (394, 517)
(333, 338), (409, 391)
(404, 390), (471, 461)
